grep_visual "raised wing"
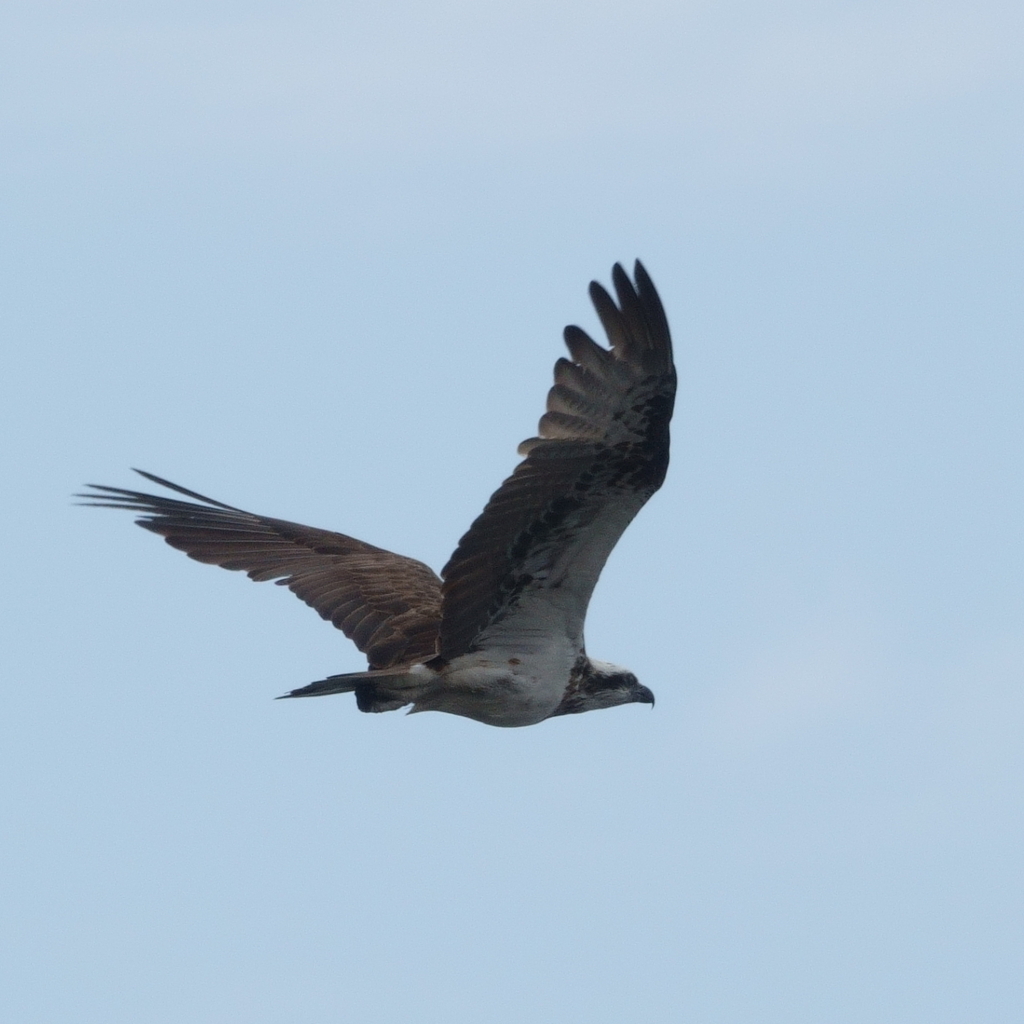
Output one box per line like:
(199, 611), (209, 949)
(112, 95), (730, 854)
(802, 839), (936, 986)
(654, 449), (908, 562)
(81, 471), (442, 669)
(437, 261), (675, 660)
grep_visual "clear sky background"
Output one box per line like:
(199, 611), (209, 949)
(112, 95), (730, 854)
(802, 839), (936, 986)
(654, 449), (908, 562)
(2, 1), (1022, 1021)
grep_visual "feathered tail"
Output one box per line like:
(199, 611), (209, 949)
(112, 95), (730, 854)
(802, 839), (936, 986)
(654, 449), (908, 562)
(279, 665), (433, 713)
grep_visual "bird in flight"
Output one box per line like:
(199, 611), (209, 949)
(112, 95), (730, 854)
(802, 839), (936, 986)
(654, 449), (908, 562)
(83, 261), (676, 727)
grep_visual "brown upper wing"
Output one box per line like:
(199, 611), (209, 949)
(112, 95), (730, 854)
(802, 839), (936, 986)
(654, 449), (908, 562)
(437, 261), (676, 660)
(81, 471), (442, 669)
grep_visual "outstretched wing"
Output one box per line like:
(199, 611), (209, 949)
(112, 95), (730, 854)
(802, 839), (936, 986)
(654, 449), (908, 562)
(438, 261), (676, 660)
(81, 471), (442, 669)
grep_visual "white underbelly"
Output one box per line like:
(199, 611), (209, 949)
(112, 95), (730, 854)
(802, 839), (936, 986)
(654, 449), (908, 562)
(423, 639), (580, 727)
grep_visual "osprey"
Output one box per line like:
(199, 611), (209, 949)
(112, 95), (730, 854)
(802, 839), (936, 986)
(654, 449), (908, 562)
(83, 262), (676, 727)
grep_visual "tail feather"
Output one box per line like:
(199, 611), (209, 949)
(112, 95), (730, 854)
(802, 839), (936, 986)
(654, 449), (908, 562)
(279, 665), (430, 713)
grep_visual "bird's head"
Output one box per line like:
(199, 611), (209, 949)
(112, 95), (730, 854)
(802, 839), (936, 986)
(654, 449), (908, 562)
(551, 658), (655, 717)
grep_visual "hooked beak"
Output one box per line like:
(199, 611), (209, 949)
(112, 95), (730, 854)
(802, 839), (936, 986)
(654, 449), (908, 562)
(636, 684), (656, 707)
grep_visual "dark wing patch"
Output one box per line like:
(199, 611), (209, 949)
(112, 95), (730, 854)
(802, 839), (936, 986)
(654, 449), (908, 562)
(81, 471), (442, 669)
(438, 261), (675, 660)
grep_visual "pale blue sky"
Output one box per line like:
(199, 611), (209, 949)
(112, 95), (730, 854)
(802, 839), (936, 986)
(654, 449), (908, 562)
(2, 2), (1022, 1021)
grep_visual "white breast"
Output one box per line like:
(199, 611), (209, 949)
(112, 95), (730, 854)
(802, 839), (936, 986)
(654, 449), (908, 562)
(419, 636), (581, 727)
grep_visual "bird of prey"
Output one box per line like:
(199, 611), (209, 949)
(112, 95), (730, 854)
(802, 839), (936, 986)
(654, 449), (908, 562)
(83, 262), (676, 727)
